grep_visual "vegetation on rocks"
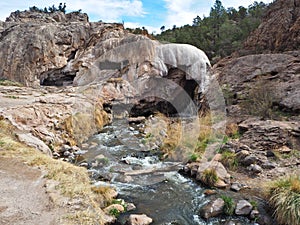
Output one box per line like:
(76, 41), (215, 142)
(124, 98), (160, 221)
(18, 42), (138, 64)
(241, 79), (279, 119)
(221, 195), (235, 216)
(0, 119), (114, 225)
(266, 175), (300, 225)
(29, 3), (67, 14)
(201, 168), (219, 187)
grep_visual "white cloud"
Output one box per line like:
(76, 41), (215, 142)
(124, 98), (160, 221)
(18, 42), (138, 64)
(162, 0), (274, 30)
(124, 21), (160, 34)
(67, 0), (146, 22)
(0, 0), (146, 22)
(163, 0), (207, 28)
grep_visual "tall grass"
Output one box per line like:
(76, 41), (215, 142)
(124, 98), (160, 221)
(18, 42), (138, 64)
(201, 168), (219, 187)
(266, 175), (300, 225)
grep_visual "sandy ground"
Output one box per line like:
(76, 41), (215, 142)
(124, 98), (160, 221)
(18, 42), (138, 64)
(0, 157), (63, 225)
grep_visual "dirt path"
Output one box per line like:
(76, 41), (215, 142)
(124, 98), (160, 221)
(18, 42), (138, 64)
(0, 157), (63, 225)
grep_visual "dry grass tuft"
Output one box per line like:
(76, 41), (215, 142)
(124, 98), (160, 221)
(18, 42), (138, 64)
(266, 175), (300, 225)
(201, 168), (219, 187)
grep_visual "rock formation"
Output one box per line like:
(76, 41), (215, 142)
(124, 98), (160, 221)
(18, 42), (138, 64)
(242, 0), (300, 54)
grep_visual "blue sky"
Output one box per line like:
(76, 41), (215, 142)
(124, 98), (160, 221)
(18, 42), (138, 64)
(0, 0), (273, 33)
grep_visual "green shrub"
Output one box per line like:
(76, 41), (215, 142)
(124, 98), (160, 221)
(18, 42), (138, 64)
(189, 153), (199, 162)
(220, 150), (239, 170)
(109, 208), (120, 217)
(201, 168), (218, 187)
(241, 79), (278, 119)
(221, 195), (235, 216)
(267, 175), (300, 225)
(250, 200), (258, 210)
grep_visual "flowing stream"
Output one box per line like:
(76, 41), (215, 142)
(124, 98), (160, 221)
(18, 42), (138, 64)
(80, 120), (255, 225)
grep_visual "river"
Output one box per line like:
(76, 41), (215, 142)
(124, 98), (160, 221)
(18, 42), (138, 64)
(79, 120), (256, 225)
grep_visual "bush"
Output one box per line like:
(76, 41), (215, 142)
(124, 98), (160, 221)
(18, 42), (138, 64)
(267, 175), (300, 225)
(242, 79), (278, 119)
(221, 150), (239, 170)
(201, 168), (218, 187)
(221, 195), (235, 216)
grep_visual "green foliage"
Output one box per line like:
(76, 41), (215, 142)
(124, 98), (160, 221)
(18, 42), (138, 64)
(221, 195), (235, 215)
(156, 0), (268, 60)
(0, 79), (22, 87)
(29, 3), (66, 14)
(109, 208), (120, 217)
(201, 168), (218, 187)
(267, 175), (300, 225)
(220, 150), (239, 170)
(189, 153), (199, 162)
(250, 200), (258, 210)
(241, 79), (279, 119)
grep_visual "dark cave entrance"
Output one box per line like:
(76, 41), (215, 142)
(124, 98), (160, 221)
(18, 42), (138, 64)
(129, 68), (201, 117)
(40, 68), (77, 86)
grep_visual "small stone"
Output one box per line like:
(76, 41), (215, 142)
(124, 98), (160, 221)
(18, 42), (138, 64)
(126, 203), (136, 211)
(266, 151), (275, 157)
(63, 150), (71, 157)
(261, 162), (276, 169)
(104, 204), (125, 214)
(52, 152), (60, 158)
(242, 155), (259, 166)
(200, 198), (225, 219)
(236, 150), (250, 159)
(128, 214), (153, 225)
(79, 162), (89, 168)
(230, 182), (244, 192)
(63, 144), (72, 151)
(235, 200), (253, 216)
(250, 210), (260, 220)
(95, 154), (106, 160)
(278, 146), (292, 154)
(204, 189), (217, 196)
(129, 127), (135, 131)
(214, 179), (229, 188)
(248, 164), (263, 174)
(72, 146), (81, 152)
(74, 149), (88, 155)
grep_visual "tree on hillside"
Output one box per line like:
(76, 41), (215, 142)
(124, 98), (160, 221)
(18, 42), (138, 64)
(155, 0), (268, 61)
(29, 3), (67, 14)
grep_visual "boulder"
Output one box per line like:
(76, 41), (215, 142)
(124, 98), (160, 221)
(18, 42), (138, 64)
(196, 161), (231, 187)
(238, 119), (300, 152)
(104, 204), (125, 214)
(235, 200), (253, 216)
(127, 214), (153, 225)
(247, 164), (263, 174)
(241, 155), (259, 166)
(230, 182), (249, 192)
(200, 198), (225, 219)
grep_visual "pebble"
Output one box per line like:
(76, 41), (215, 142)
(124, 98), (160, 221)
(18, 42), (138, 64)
(248, 164), (263, 174)
(79, 162), (89, 168)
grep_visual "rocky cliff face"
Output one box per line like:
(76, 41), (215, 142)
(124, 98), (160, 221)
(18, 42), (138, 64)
(0, 10), (125, 87)
(0, 10), (211, 116)
(242, 0), (300, 54)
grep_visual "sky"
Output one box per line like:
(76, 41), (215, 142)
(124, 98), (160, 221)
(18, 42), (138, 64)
(0, 0), (274, 34)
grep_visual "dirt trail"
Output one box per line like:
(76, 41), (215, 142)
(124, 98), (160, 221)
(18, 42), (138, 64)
(0, 157), (63, 225)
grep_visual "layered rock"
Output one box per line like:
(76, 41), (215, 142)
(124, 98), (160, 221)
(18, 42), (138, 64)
(0, 10), (124, 87)
(215, 52), (300, 115)
(242, 0), (300, 54)
(0, 85), (111, 154)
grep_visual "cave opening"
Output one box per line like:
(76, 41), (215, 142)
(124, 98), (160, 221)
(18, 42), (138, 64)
(40, 69), (78, 86)
(129, 67), (201, 117)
